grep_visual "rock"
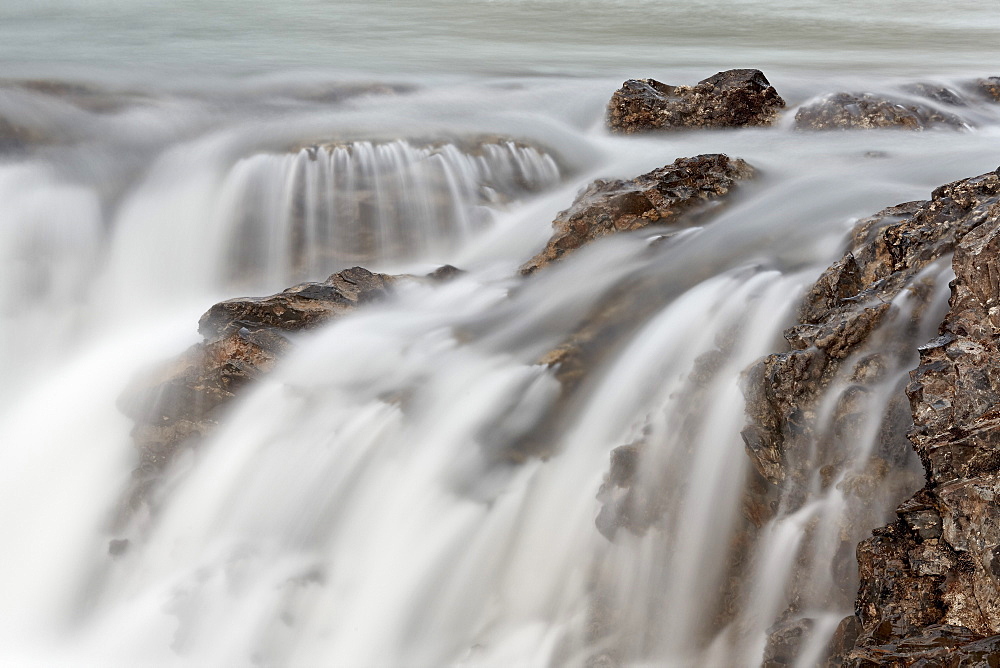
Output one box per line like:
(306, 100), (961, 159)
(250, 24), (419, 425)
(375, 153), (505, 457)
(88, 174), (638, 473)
(794, 92), (967, 130)
(521, 154), (753, 274)
(425, 264), (465, 281)
(847, 164), (1000, 653)
(198, 266), (393, 339)
(115, 266), (396, 528)
(904, 83), (968, 107)
(763, 618), (815, 667)
(743, 170), (1000, 491)
(607, 69), (786, 134)
(977, 77), (1000, 102)
(743, 165), (1000, 662)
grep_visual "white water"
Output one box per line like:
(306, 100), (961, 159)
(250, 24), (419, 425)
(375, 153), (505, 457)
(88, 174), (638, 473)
(1, 1), (999, 666)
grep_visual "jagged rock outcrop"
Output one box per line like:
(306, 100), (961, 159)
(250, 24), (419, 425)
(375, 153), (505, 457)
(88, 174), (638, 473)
(794, 92), (967, 130)
(606, 69), (785, 134)
(115, 266), (395, 526)
(743, 172), (1000, 492)
(845, 168), (1000, 664)
(521, 153), (753, 274)
(501, 155), (752, 463)
(744, 166), (1000, 664)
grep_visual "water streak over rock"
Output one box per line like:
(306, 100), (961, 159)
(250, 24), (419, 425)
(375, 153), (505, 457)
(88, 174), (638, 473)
(116, 266), (396, 528)
(794, 92), (968, 130)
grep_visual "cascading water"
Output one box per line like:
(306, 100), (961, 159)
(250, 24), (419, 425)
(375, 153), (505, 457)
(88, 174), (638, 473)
(1, 0), (1000, 665)
(212, 139), (560, 286)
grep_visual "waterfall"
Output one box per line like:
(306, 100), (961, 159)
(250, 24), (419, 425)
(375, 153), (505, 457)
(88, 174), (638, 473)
(211, 140), (561, 287)
(1, 3), (1000, 661)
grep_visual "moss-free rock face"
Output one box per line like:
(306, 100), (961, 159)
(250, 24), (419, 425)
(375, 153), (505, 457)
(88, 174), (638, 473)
(794, 92), (967, 130)
(606, 69), (786, 134)
(116, 267), (395, 526)
(844, 169), (1000, 664)
(977, 76), (1000, 102)
(521, 153), (753, 274)
(744, 166), (1000, 664)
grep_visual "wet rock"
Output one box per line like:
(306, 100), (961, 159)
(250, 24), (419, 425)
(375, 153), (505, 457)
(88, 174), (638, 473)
(0, 78), (141, 113)
(199, 266), (393, 339)
(904, 83), (968, 107)
(116, 266), (396, 526)
(0, 114), (49, 152)
(745, 165), (1000, 662)
(606, 69), (786, 133)
(743, 170), (1000, 490)
(795, 93), (967, 130)
(763, 617), (815, 667)
(977, 77), (1000, 102)
(595, 442), (653, 540)
(521, 153), (753, 274)
(426, 264), (465, 281)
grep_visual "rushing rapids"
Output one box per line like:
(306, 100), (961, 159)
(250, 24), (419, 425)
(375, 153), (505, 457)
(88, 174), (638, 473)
(2, 1), (1000, 666)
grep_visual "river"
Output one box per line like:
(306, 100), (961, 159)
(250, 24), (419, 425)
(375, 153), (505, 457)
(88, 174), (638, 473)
(0, 1), (998, 666)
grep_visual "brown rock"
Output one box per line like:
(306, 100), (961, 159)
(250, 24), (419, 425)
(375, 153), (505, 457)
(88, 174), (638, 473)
(977, 77), (1000, 102)
(607, 69), (786, 133)
(115, 266), (396, 528)
(743, 169), (1000, 489)
(794, 92), (967, 130)
(521, 154), (753, 274)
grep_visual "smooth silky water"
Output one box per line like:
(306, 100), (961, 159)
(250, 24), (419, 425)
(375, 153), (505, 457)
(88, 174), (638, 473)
(0, 1), (999, 665)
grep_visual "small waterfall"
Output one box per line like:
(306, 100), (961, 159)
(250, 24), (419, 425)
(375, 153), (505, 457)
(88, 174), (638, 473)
(211, 139), (562, 286)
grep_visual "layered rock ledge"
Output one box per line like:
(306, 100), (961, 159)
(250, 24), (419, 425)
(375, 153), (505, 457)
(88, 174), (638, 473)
(606, 69), (785, 134)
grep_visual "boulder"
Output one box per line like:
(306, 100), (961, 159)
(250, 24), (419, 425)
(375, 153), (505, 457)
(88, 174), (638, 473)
(607, 69), (786, 134)
(521, 153), (753, 274)
(794, 92), (967, 130)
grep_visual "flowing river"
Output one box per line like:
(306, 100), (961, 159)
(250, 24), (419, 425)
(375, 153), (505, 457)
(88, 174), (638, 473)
(0, 1), (999, 665)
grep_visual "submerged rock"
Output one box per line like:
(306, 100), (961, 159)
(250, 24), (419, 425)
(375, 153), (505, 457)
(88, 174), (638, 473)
(521, 153), (753, 274)
(794, 92), (967, 130)
(607, 69), (786, 134)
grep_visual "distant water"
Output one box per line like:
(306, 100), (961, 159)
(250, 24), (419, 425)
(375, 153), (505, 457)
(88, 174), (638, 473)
(0, 0), (998, 81)
(1, 1), (999, 666)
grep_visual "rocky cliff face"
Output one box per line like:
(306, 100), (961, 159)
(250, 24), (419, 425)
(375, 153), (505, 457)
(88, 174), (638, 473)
(744, 166), (1000, 665)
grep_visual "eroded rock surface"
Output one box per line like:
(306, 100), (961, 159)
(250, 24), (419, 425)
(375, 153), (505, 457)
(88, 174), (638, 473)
(607, 69), (785, 134)
(521, 153), (753, 274)
(978, 76), (1000, 102)
(794, 92), (967, 130)
(744, 166), (1000, 664)
(743, 172), (1000, 492)
(116, 266), (395, 526)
